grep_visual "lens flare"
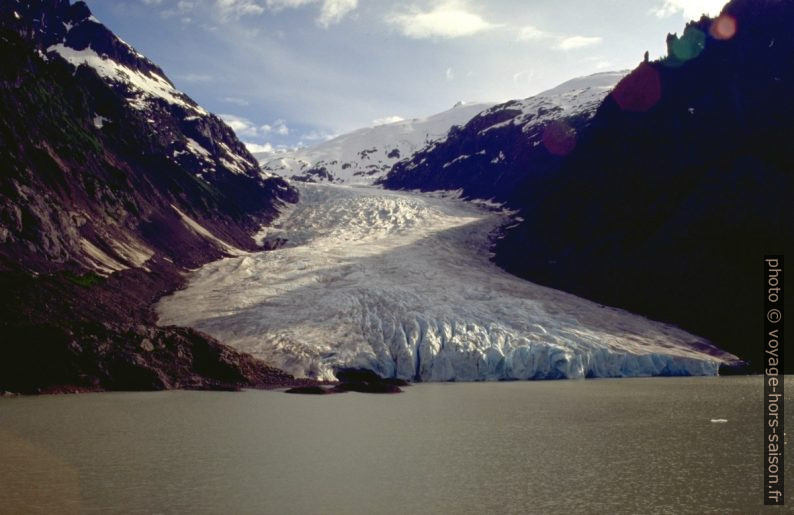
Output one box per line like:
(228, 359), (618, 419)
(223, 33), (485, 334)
(710, 14), (737, 40)
(611, 63), (662, 113)
(542, 121), (577, 156)
(671, 26), (706, 62)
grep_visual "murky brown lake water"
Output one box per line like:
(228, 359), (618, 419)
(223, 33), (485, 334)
(0, 377), (789, 514)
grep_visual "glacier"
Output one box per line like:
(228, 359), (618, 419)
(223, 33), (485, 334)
(156, 183), (736, 382)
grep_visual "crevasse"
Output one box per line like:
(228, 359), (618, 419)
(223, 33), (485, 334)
(156, 184), (735, 381)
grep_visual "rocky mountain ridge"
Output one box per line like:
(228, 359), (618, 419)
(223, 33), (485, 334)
(0, 0), (310, 393)
(258, 101), (493, 185)
(380, 71), (626, 202)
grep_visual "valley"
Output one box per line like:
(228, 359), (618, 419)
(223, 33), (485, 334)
(157, 183), (735, 381)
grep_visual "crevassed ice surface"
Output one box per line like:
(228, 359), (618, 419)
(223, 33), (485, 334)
(156, 184), (736, 381)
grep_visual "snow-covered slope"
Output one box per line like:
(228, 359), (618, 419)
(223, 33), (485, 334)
(476, 71), (626, 135)
(32, 3), (265, 181)
(381, 71), (627, 201)
(47, 43), (207, 116)
(257, 102), (493, 185)
(157, 183), (736, 382)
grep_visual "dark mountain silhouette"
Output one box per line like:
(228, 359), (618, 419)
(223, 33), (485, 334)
(383, 0), (792, 372)
(380, 72), (625, 201)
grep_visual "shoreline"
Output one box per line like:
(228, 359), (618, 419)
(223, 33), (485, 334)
(0, 246), (326, 395)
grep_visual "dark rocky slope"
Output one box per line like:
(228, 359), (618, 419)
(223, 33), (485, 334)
(380, 72), (625, 202)
(383, 0), (792, 372)
(0, 1), (309, 393)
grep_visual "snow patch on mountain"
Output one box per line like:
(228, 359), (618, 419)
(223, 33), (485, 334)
(171, 205), (244, 256)
(257, 102), (494, 185)
(35, 9), (261, 180)
(185, 137), (211, 158)
(92, 114), (108, 129)
(380, 71), (630, 202)
(479, 71), (626, 136)
(107, 238), (154, 269)
(79, 237), (128, 275)
(157, 184), (735, 382)
(47, 43), (206, 115)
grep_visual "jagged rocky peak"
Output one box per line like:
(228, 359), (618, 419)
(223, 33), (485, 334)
(0, 0), (296, 276)
(2, 0), (266, 183)
(1, 1), (144, 69)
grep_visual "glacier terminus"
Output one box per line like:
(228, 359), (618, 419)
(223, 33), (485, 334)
(157, 183), (736, 382)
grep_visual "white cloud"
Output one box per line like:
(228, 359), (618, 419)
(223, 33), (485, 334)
(512, 69), (535, 83)
(387, 1), (498, 39)
(223, 96), (250, 106)
(317, 0), (358, 27)
(653, 0), (726, 19)
(161, 0), (195, 19)
(516, 25), (552, 42)
(300, 129), (336, 142)
(215, 0), (265, 20)
(220, 114), (260, 137)
(221, 114), (290, 139)
(244, 141), (275, 153)
(223, 115), (293, 153)
(151, 0), (357, 26)
(180, 73), (213, 83)
(261, 119), (290, 135)
(556, 35), (602, 50)
(445, 67), (455, 81)
(266, 0), (315, 9)
(372, 115), (405, 126)
(264, 0), (357, 26)
(517, 24), (602, 51)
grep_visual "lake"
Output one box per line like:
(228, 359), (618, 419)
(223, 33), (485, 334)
(0, 376), (789, 513)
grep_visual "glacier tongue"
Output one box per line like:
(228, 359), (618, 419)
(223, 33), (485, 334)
(156, 184), (735, 381)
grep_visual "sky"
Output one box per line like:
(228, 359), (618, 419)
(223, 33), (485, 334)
(89, 0), (730, 153)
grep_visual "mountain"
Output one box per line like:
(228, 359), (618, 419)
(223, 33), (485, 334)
(258, 101), (493, 184)
(382, 0), (793, 372)
(0, 0), (313, 393)
(381, 72), (626, 201)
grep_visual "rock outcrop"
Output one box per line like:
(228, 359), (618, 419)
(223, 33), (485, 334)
(0, 1), (307, 393)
